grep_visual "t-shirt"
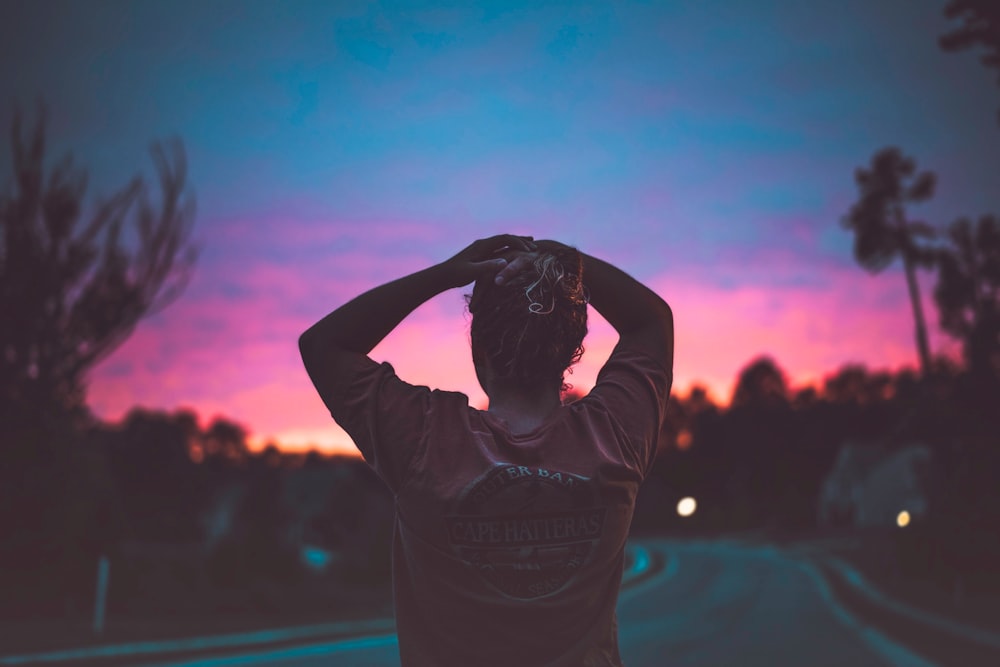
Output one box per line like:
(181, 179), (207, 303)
(328, 341), (672, 666)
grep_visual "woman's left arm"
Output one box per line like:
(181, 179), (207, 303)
(299, 235), (535, 404)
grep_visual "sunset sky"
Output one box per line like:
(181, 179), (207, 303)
(3, 0), (999, 455)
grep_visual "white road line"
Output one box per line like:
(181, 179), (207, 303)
(145, 634), (399, 667)
(0, 620), (395, 666)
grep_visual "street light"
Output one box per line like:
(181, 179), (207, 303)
(897, 510), (911, 528)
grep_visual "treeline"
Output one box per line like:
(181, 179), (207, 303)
(633, 355), (1000, 591)
(0, 409), (395, 622)
(637, 355), (997, 529)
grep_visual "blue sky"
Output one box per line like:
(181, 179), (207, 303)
(2, 0), (998, 452)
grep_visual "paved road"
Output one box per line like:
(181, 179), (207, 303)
(615, 540), (928, 667)
(151, 540), (932, 667)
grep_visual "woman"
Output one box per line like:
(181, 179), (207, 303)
(300, 234), (673, 666)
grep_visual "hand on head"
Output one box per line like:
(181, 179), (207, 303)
(493, 249), (540, 286)
(445, 234), (537, 287)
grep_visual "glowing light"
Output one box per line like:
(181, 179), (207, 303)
(301, 545), (333, 572)
(675, 429), (693, 450)
(677, 497), (697, 517)
(897, 510), (911, 528)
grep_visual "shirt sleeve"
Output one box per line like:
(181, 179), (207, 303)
(325, 353), (431, 493)
(586, 340), (673, 478)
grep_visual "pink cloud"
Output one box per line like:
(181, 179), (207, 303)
(655, 265), (958, 403)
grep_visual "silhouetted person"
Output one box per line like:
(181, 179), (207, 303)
(300, 235), (673, 666)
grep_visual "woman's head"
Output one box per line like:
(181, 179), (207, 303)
(467, 240), (588, 393)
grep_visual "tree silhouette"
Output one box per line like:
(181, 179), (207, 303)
(105, 408), (205, 542)
(731, 356), (789, 409)
(684, 385), (716, 414)
(932, 215), (1000, 388)
(822, 363), (894, 405)
(843, 147), (937, 377)
(940, 0), (1000, 123)
(0, 108), (197, 427)
(202, 417), (250, 466)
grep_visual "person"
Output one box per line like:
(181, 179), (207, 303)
(299, 234), (673, 666)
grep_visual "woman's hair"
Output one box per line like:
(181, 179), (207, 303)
(466, 240), (588, 392)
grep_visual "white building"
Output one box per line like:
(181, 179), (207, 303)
(818, 442), (931, 528)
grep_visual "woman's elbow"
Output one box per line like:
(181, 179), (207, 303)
(298, 328), (321, 363)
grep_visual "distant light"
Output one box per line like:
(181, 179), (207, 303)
(677, 497), (697, 517)
(897, 511), (911, 528)
(301, 545), (333, 572)
(675, 429), (693, 450)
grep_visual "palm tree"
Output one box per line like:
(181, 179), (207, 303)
(843, 147), (937, 377)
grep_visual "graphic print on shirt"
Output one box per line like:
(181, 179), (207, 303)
(445, 463), (606, 600)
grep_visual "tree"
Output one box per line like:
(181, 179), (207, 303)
(843, 147), (937, 377)
(202, 417), (250, 466)
(932, 215), (1000, 389)
(104, 408), (205, 542)
(731, 356), (789, 409)
(822, 363), (894, 404)
(684, 385), (717, 415)
(0, 108), (197, 428)
(940, 0), (1000, 123)
(937, 2), (1000, 386)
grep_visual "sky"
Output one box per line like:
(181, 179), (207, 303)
(2, 0), (999, 455)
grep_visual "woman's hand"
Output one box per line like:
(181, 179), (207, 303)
(442, 234), (537, 287)
(492, 238), (579, 286)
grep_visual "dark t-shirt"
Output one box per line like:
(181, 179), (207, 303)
(328, 342), (671, 666)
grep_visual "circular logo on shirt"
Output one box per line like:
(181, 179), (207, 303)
(445, 464), (606, 600)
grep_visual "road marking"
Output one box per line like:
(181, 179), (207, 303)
(146, 634), (399, 667)
(0, 620), (395, 666)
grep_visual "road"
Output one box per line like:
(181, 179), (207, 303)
(150, 540), (932, 667)
(615, 540), (929, 667)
